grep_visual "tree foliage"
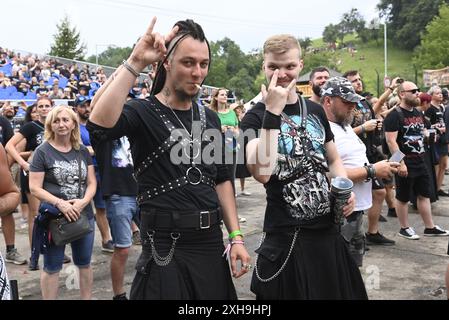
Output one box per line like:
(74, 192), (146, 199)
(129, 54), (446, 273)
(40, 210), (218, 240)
(298, 37), (312, 51)
(86, 46), (132, 67)
(414, 3), (449, 69)
(302, 51), (339, 75)
(323, 24), (340, 44)
(378, 0), (449, 49)
(207, 38), (263, 101)
(322, 9), (366, 45)
(49, 15), (86, 60)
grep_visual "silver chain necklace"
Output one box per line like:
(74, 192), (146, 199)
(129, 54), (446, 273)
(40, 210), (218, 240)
(166, 103), (194, 137)
(166, 103), (202, 165)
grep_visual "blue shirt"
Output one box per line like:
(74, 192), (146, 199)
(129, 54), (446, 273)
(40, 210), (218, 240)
(80, 123), (97, 166)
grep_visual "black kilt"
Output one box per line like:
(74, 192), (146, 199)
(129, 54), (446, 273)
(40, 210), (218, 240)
(235, 163), (251, 179)
(130, 224), (237, 300)
(251, 225), (368, 300)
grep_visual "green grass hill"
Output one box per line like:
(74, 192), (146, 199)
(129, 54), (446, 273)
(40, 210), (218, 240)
(310, 37), (419, 96)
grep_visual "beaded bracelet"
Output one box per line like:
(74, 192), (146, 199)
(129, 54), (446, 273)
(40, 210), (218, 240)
(229, 230), (243, 239)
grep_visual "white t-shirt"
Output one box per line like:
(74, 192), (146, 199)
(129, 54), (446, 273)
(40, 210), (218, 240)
(0, 252), (10, 300)
(330, 122), (372, 211)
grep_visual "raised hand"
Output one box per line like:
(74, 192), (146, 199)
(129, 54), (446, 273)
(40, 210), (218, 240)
(128, 17), (179, 72)
(261, 70), (297, 116)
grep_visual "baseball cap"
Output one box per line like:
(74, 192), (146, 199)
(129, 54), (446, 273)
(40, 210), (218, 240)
(74, 96), (91, 106)
(321, 77), (364, 103)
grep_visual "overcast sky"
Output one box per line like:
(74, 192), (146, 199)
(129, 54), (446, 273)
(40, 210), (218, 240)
(1, 0), (381, 58)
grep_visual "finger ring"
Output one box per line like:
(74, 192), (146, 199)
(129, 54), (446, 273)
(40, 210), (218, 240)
(243, 263), (252, 270)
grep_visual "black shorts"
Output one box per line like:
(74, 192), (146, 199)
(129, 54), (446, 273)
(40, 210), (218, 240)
(395, 174), (431, 203)
(435, 143), (449, 160)
(372, 178), (385, 190)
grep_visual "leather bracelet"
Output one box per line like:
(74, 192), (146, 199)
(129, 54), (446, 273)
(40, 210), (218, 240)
(122, 60), (140, 77)
(262, 110), (281, 130)
(363, 163), (376, 181)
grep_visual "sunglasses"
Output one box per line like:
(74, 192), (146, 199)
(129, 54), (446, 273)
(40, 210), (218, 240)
(402, 88), (420, 94)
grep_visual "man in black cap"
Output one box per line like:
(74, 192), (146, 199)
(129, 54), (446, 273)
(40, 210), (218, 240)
(87, 17), (250, 299)
(321, 77), (397, 266)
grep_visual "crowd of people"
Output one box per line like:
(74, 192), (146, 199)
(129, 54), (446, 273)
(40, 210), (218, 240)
(1, 16), (449, 300)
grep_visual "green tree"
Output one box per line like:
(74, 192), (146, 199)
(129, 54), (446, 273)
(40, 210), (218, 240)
(49, 15), (86, 60)
(322, 24), (340, 44)
(207, 39), (263, 101)
(298, 37), (312, 51)
(378, 0), (449, 49)
(86, 46), (132, 67)
(414, 3), (449, 69)
(227, 68), (254, 101)
(341, 8), (366, 35)
(302, 51), (339, 75)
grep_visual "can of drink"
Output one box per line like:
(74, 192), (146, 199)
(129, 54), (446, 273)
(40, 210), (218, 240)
(330, 177), (353, 225)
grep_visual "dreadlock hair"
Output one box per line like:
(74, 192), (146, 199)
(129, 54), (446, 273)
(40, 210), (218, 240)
(150, 19), (211, 96)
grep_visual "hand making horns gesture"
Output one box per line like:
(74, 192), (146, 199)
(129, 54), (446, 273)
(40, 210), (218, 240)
(261, 69), (297, 116)
(129, 17), (179, 71)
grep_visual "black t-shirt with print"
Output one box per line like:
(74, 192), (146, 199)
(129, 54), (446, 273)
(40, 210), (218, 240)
(30, 142), (94, 218)
(87, 96), (230, 212)
(0, 116), (13, 146)
(425, 104), (447, 144)
(384, 107), (427, 177)
(19, 120), (44, 151)
(424, 104), (444, 126)
(90, 135), (138, 198)
(240, 99), (334, 231)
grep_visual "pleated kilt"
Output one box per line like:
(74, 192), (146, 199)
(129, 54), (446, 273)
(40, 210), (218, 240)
(130, 223), (237, 300)
(251, 225), (368, 300)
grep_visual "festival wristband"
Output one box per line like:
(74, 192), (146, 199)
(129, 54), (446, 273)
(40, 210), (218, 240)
(262, 110), (281, 130)
(229, 230), (243, 239)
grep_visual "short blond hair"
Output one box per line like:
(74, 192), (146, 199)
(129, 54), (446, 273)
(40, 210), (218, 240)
(44, 105), (81, 150)
(263, 34), (302, 57)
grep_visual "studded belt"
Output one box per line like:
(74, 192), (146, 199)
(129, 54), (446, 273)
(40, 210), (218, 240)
(137, 172), (216, 205)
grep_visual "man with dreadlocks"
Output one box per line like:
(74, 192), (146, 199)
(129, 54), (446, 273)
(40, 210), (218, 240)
(88, 17), (250, 299)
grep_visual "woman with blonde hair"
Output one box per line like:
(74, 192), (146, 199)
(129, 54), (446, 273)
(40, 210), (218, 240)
(29, 105), (97, 299)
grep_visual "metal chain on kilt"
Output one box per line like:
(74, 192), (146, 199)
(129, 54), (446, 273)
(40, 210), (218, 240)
(147, 231), (180, 266)
(255, 229), (299, 283)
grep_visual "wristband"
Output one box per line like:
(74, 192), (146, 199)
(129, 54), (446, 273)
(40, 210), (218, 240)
(363, 163), (376, 181)
(229, 230), (243, 239)
(361, 124), (365, 134)
(122, 60), (140, 77)
(230, 240), (245, 246)
(262, 110), (281, 130)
